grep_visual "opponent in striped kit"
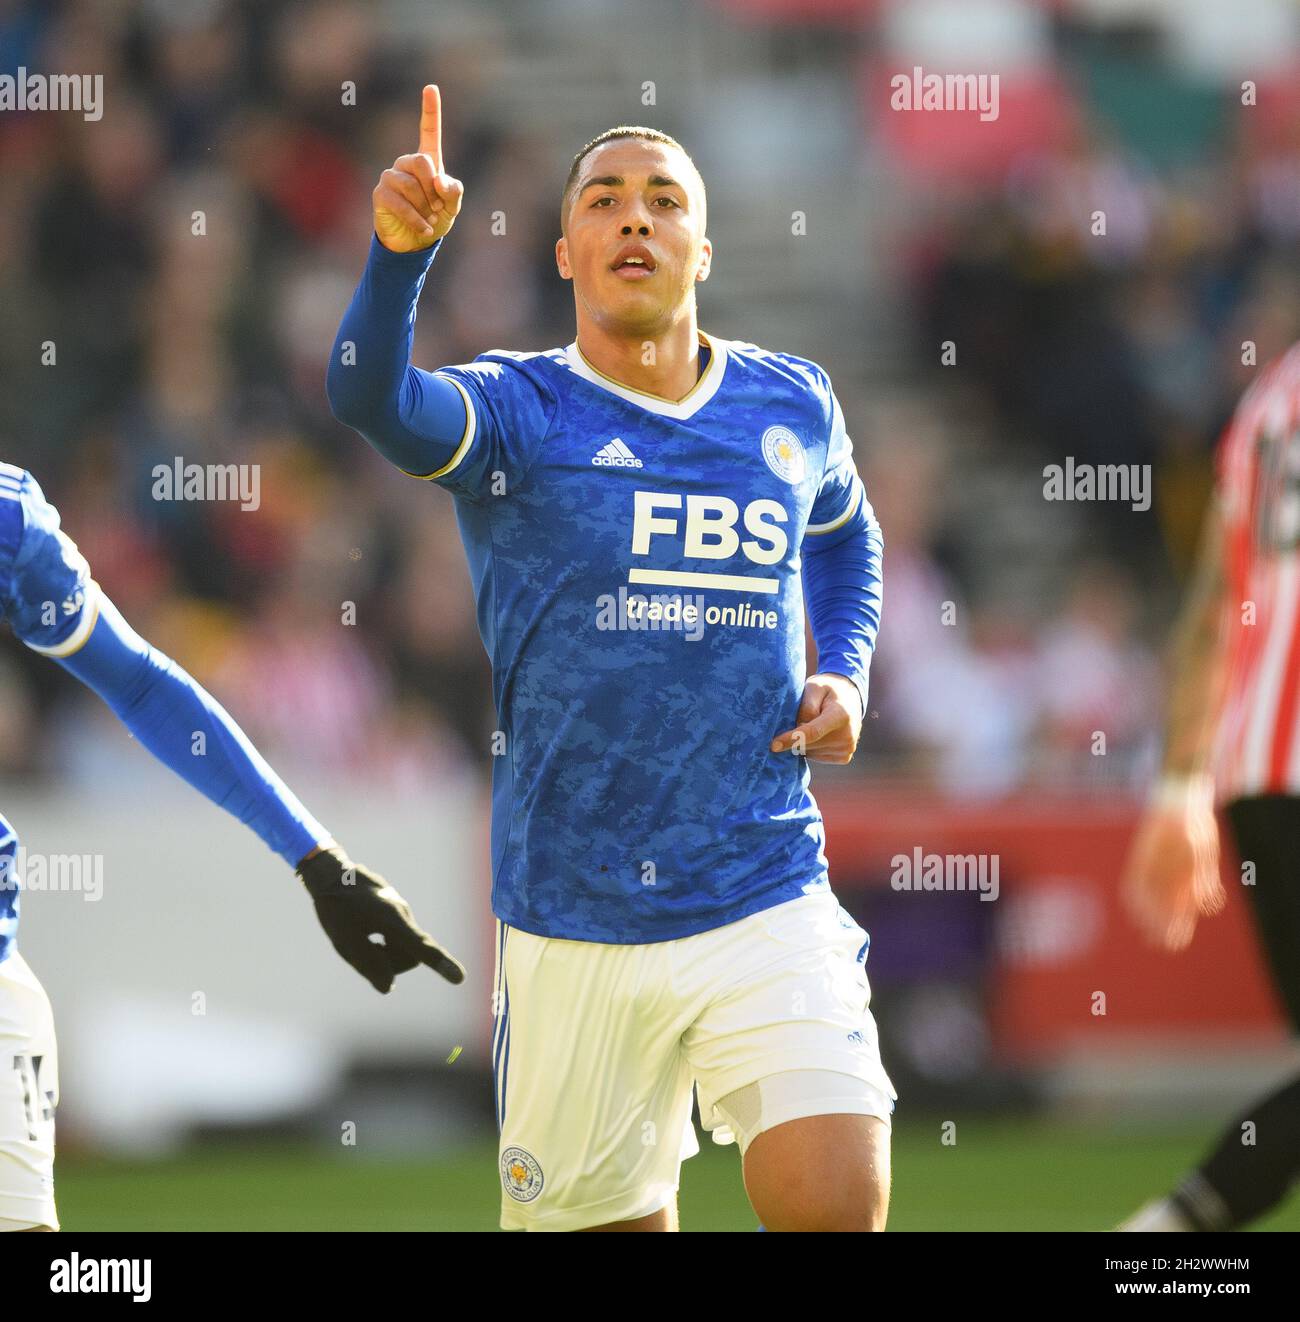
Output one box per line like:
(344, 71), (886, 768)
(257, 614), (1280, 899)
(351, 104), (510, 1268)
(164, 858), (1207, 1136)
(1215, 342), (1300, 798)
(329, 86), (895, 1231)
(1120, 340), (1300, 1232)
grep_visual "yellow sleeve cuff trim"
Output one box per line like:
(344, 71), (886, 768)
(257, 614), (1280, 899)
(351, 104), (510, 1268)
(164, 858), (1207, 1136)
(806, 479), (862, 535)
(26, 580), (102, 658)
(400, 376), (477, 481)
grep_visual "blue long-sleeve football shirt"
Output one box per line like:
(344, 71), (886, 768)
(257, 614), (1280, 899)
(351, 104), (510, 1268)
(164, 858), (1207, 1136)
(329, 237), (883, 943)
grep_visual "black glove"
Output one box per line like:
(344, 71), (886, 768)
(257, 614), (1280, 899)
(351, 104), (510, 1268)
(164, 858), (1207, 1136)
(297, 845), (466, 993)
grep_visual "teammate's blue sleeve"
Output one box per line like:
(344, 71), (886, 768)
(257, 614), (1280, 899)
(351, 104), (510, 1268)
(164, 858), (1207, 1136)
(2, 470), (102, 657)
(2, 471), (327, 867)
(55, 596), (329, 867)
(327, 235), (557, 497)
(801, 380), (883, 718)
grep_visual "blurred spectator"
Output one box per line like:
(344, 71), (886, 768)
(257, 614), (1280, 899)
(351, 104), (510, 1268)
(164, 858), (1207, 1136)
(0, 0), (1296, 803)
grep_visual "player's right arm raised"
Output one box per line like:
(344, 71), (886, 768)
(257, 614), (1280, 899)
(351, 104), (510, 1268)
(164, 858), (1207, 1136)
(327, 84), (470, 477)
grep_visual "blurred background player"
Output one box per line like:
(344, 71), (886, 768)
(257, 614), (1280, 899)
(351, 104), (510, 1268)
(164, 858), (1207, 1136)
(328, 85), (894, 1232)
(0, 461), (463, 1232)
(1120, 341), (1300, 1231)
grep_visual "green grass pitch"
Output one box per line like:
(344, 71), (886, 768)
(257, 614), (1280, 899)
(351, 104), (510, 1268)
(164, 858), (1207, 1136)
(54, 1119), (1300, 1231)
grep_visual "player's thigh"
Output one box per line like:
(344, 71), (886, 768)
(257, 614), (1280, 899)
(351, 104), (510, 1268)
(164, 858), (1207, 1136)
(493, 922), (696, 1232)
(1226, 795), (1300, 1029)
(685, 891), (897, 1125)
(684, 891), (896, 1218)
(0, 953), (59, 1233)
(742, 1108), (890, 1232)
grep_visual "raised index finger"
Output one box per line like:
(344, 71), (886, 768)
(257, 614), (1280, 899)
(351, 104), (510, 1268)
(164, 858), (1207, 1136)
(418, 83), (444, 174)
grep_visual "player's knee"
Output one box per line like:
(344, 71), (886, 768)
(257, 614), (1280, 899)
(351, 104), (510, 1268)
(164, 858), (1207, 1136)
(821, 1200), (885, 1233)
(834, 1178), (888, 1232)
(762, 1180), (886, 1231)
(756, 1195), (884, 1232)
(748, 1154), (887, 1231)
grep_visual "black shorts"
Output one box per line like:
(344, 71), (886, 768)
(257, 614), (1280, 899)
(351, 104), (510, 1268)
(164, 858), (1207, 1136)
(1224, 795), (1300, 1032)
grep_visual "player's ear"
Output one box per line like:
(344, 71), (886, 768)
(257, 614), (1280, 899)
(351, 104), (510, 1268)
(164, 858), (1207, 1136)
(555, 235), (572, 280)
(695, 236), (712, 284)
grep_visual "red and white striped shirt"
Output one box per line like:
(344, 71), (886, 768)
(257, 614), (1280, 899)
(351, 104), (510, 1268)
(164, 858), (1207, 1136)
(1215, 341), (1300, 801)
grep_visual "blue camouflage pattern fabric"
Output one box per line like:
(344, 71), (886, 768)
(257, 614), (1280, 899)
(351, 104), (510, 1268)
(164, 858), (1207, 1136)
(421, 334), (878, 943)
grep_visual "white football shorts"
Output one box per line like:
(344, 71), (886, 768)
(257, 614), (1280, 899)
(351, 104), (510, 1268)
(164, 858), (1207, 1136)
(491, 889), (896, 1231)
(0, 951), (60, 1231)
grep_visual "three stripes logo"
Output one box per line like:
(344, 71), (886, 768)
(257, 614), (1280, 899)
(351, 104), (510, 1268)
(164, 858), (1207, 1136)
(592, 438), (643, 469)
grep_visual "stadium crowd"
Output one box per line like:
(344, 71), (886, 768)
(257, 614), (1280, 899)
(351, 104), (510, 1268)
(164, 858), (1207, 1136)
(1, 0), (1297, 800)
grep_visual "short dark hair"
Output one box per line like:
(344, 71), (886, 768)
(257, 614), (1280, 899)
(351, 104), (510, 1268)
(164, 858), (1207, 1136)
(560, 126), (700, 232)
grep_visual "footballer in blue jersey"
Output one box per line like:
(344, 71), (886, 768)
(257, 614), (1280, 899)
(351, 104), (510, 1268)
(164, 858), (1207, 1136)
(329, 86), (895, 1231)
(0, 461), (463, 1231)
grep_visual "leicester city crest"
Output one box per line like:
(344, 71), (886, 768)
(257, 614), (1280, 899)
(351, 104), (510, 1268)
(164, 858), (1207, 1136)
(761, 425), (806, 485)
(501, 1146), (544, 1202)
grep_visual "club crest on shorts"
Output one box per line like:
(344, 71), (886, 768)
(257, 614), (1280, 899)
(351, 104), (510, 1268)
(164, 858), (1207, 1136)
(500, 1146), (544, 1202)
(761, 426), (806, 485)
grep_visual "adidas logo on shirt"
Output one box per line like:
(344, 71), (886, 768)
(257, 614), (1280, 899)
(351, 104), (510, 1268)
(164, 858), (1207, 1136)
(592, 438), (643, 469)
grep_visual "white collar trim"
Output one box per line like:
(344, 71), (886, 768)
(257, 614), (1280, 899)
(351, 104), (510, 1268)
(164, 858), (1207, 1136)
(564, 331), (728, 420)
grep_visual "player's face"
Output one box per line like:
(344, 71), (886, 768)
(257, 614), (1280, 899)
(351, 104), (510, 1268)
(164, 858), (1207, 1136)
(556, 139), (711, 336)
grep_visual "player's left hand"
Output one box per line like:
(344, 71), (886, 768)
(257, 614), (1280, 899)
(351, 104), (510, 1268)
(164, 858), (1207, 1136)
(297, 845), (466, 993)
(770, 673), (864, 764)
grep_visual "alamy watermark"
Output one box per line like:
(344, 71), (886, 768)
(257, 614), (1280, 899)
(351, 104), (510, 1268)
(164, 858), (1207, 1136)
(1043, 458), (1151, 512)
(1, 849), (104, 902)
(0, 67), (103, 121)
(890, 848), (1000, 902)
(594, 587), (784, 641)
(596, 588), (707, 641)
(152, 458), (261, 512)
(890, 66), (1000, 122)
(50, 1255), (151, 1302)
